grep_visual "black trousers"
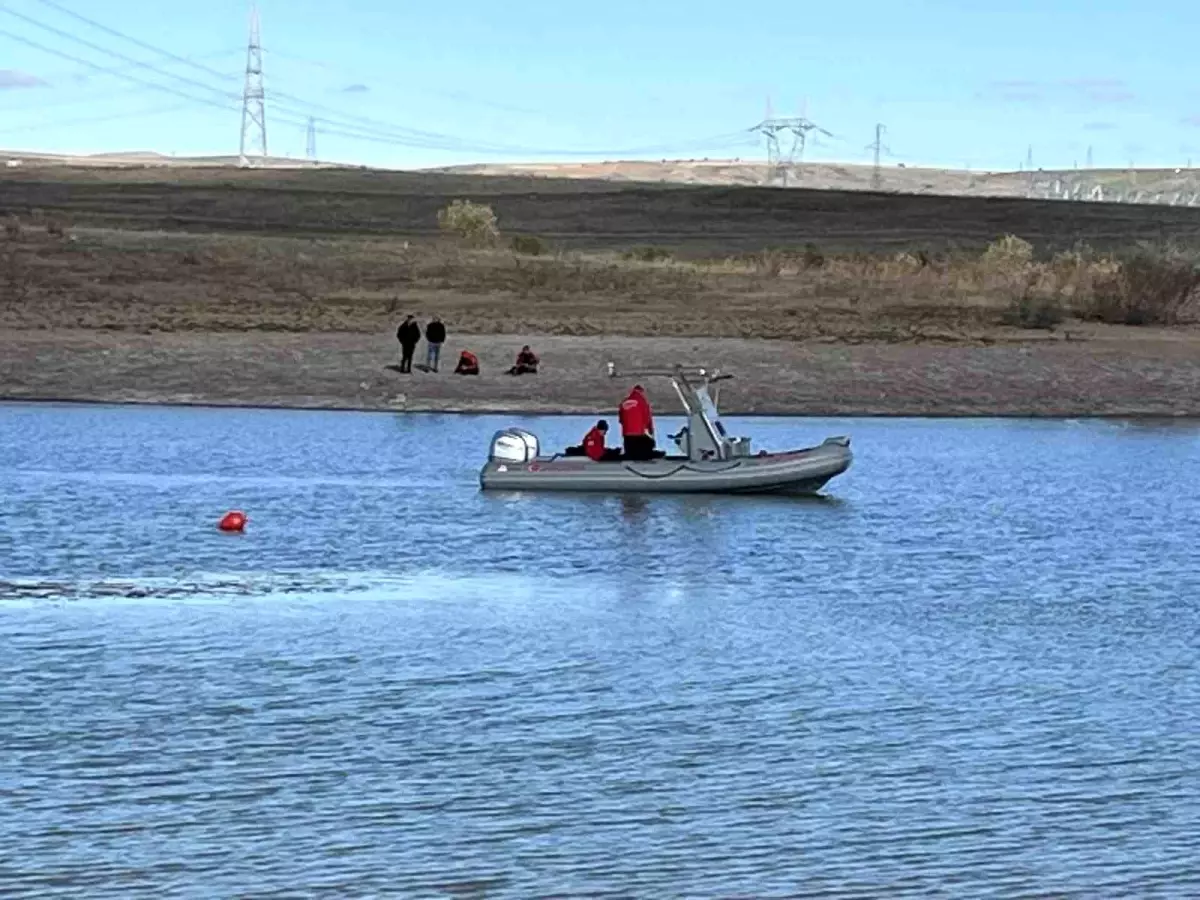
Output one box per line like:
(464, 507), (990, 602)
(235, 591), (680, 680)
(623, 434), (656, 460)
(399, 343), (416, 372)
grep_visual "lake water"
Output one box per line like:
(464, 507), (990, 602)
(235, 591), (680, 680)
(2, 402), (1199, 898)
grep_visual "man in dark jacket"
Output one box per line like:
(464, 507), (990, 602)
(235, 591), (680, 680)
(424, 316), (447, 372)
(395, 315), (421, 373)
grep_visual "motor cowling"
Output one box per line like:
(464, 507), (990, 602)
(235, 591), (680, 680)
(489, 428), (540, 463)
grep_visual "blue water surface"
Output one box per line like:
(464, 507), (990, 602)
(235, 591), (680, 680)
(1, 402), (1198, 897)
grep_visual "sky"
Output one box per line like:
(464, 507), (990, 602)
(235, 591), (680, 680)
(1, 0), (1199, 171)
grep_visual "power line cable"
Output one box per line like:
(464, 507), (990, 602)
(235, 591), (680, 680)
(31, 0), (746, 156)
(0, 5), (239, 103)
(0, 25), (244, 113)
(5, 4), (757, 158)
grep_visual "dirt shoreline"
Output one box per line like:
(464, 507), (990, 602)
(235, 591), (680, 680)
(3, 329), (1199, 418)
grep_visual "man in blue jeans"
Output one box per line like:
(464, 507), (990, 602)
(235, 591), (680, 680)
(425, 316), (447, 372)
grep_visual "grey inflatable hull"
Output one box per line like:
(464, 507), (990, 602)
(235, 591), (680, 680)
(479, 436), (852, 495)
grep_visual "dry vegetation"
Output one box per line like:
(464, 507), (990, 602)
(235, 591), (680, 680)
(2, 200), (1198, 342)
(3, 167), (1200, 415)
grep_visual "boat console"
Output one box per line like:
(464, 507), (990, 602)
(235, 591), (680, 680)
(609, 363), (752, 462)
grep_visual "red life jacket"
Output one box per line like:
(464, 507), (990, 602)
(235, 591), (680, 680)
(582, 427), (606, 461)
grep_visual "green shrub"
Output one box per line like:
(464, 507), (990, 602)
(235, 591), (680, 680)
(436, 199), (499, 247)
(621, 245), (672, 263)
(511, 234), (546, 256)
(1004, 293), (1064, 330)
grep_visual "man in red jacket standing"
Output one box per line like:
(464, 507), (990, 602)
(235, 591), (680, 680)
(618, 384), (657, 460)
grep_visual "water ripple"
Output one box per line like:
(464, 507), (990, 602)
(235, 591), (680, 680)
(2, 405), (1199, 896)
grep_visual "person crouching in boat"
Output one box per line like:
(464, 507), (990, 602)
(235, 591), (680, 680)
(584, 419), (621, 461)
(566, 420), (620, 461)
(454, 349), (480, 375)
(619, 385), (662, 461)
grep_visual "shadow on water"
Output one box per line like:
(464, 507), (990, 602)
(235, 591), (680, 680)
(480, 489), (849, 512)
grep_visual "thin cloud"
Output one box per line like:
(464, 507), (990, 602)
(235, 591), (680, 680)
(1183, 114), (1200, 128)
(1083, 121), (1118, 132)
(341, 83), (369, 94)
(0, 69), (48, 89)
(977, 77), (1134, 106)
(1078, 85), (1135, 104)
(976, 79), (1043, 103)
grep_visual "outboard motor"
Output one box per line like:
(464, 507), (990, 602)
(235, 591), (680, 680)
(489, 427), (540, 464)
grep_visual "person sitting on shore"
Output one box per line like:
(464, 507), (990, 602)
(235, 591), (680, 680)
(507, 345), (539, 376)
(565, 419), (621, 461)
(454, 349), (480, 375)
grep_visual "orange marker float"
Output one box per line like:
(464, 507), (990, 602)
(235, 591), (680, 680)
(218, 510), (247, 532)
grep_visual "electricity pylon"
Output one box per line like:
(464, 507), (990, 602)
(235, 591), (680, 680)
(751, 104), (834, 186)
(305, 117), (317, 161)
(865, 123), (891, 190)
(239, 3), (267, 165)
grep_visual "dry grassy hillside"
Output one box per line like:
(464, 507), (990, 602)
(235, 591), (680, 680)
(5, 165), (1200, 255)
(2, 165), (1199, 343)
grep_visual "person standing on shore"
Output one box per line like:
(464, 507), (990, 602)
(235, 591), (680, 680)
(425, 316), (446, 372)
(395, 315), (421, 373)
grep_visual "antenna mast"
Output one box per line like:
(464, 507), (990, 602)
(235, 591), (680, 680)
(239, 3), (268, 165)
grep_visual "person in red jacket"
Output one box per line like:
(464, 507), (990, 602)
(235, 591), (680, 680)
(565, 419), (619, 461)
(454, 349), (480, 375)
(582, 419), (620, 461)
(618, 384), (659, 460)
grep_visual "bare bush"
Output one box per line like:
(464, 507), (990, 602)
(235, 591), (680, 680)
(1081, 247), (1200, 326)
(982, 234), (1034, 271)
(755, 248), (784, 278)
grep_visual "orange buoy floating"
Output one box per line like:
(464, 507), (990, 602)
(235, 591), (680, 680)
(218, 510), (247, 532)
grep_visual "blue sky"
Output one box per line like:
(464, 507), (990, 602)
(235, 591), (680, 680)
(1, 0), (1199, 171)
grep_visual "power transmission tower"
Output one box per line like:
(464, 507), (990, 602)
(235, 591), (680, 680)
(750, 107), (833, 186)
(305, 117), (317, 161)
(239, 3), (267, 166)
(865, 123), (890, 190)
